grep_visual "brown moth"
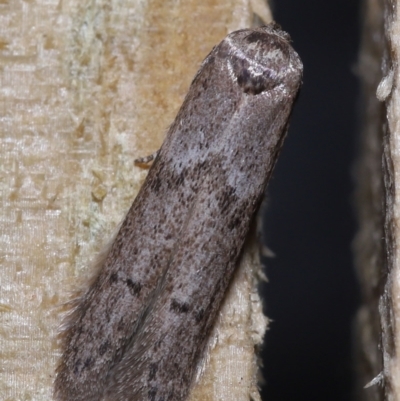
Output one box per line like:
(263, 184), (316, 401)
(54, 23), (303, 401)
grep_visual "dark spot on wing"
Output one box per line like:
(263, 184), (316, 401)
(228, 216), (241, 230)
(99, 340), (110, 356)
(73, 359), (81, 375)
(109, 272), (118, 283)
(150, 175), (162, 192)
(117, 317), (125, 332)
(216, 186), (238, 215)
(83, 357), (93, 369)
(232, 57), (280, 95)
(126, 278), (142, 296)
(148, 387), (157, 401)
(148, 363), (158, 381)
(170, 298), (190, 313)
(194, 308), (204, 323)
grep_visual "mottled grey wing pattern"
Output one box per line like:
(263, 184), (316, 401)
(54, 23), (302, 401)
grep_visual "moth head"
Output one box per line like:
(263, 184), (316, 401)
(222, 23), (303, 95)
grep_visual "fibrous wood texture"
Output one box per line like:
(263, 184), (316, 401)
(0, 0), (270, 400)
(356, 0), (400, 399)
(355, 0), (385, 399)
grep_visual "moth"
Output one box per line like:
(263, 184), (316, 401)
(54, 23), (303, 401)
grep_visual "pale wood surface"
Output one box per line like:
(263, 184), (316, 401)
(0, 0), (270, 399)
(356, 0), (400, 399)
